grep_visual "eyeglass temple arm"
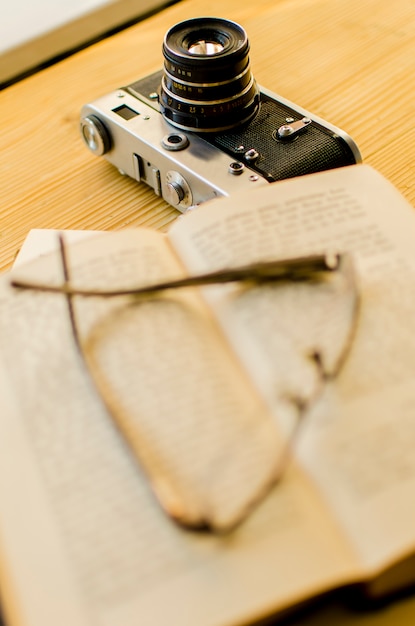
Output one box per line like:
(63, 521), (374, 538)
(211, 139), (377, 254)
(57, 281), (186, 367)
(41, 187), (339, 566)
(58, 234), (82, 348)
(11, 248), (343, 298)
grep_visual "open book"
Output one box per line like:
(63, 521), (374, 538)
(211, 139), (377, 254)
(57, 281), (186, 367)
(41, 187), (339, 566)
(1, 164), (415, 625)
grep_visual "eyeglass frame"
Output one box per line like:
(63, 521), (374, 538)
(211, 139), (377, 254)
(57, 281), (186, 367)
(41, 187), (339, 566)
(11, 234), (360, 533)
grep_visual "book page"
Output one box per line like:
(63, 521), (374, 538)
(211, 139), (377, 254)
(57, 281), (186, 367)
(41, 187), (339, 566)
(0, 228), (358, 626)
(169, 164), (415, 575)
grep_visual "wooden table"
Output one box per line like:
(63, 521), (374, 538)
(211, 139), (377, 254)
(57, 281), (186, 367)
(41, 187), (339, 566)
(1, 0), (415, 623)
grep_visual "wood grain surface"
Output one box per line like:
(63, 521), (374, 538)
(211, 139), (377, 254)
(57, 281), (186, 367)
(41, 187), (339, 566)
(0, 0), (414, 274)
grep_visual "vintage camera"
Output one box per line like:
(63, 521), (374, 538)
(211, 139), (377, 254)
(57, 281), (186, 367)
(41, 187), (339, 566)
(80, 17), (361, 212)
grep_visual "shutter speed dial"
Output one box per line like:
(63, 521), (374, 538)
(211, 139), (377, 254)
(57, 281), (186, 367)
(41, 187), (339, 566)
(165, 171), (192, 210)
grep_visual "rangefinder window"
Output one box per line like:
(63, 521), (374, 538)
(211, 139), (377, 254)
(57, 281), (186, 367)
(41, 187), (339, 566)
(112, 105), (140, 120)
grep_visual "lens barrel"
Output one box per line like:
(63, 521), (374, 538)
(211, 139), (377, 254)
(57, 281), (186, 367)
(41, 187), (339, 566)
(159, 17), (260, 132)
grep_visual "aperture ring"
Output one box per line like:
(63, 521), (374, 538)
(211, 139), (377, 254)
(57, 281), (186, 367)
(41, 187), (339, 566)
(163, 55), (250, 83)
(162, 65), (253, 102)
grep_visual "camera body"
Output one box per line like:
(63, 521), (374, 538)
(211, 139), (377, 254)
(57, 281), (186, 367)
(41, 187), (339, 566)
(80, 18), (361, 212)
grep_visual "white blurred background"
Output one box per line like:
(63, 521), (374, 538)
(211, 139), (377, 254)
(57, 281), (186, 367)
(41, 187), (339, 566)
(0, 0), (175, 85)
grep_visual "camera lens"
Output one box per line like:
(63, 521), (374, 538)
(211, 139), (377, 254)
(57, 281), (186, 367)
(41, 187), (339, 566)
(159, 17), (260, 132)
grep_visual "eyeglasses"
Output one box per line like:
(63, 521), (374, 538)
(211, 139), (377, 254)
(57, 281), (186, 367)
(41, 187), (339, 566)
(11, 235), (360, 534)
